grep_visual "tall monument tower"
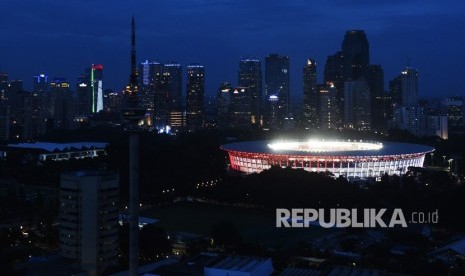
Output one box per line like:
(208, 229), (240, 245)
(121, 16), (145, 276)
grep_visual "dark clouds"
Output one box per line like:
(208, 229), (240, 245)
(1, 0), (464, 99)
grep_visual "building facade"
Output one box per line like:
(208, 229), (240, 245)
(265, 54), (290, 128)
(186, 64), (205, 132)
(238, 58), (262, 126)
(59, 171), (119, 275)
(303, 59), (318, 129)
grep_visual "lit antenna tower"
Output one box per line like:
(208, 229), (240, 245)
(121, 16), (145, 276)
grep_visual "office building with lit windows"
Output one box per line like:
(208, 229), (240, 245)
(318, 83), (338, 129)
(303, 59), (318, 128)
(238, 58), (262, 126)
(59, 171), (119, 275)
(265, 54), (290, 128)
(186, 64), (205, 131)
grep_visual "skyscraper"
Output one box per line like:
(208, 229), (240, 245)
(139, 61), (183, 131)
(366, 65), (386, 130)
(49, 78), (74, 129)
(341, 30), (369, 80)
(0, 72), (9, 140)
(32, 73), (49, 134)
(238, 58), (262, 126)
(324, 51), (345, 84)
(229, 87), (252, 128)
(87, 64), (104, 113)
(400, 67), (419, 107)
(323, 30), (371, 130)
(265, 54), (289, 128)
(186, 64), (205, 132)
(319, 83), (337, 130)
(216, 82), (233, 129)
(164, 62), (182, 112)
(76, 74), (89, 116)
(139, 60), (162, 125)
(389, 75), (402, 105)
(303, 59), (318, 129)
(323, 52), (345, 129)
(344, 80), (371, 130)
(164, 63), (183, 132)
(33, 73), (48, 94)
(0, 72), (9, 107)
(59, 171), (119, 275)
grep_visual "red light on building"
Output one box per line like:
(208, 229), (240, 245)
(92, 64), (104, 70)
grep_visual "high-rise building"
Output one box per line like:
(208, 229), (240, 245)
(33, 73), (48, 94)
(22, 90), (43, 139)
(323, 52), (345, 129)
(164, 63), (183, 132)
(393, 106), (427, 136)
(319, 83), (338, 129)
(303, 59), (318, 129)
(344, 81), (371, 130)
(8, 80), (24, 122)
(324, 51), (345, 85)
(153, 73), (169, 130)
(103, 89), (122, 113)
(139, 61), (183, 131)
(229, 87), (252, 128)
(441, 97), (463, 127)
(76, 74), (89, 116)
(50, 78), (74, 129)
(341, 30), (369, 80)
(0, 72), (8, 107)
(323, 30), (371, 130)
(366, 65), (386, 130)
(427, 115), (448, 140)
(139, 60), (162, 125)
(186, 64), (205, 131)
(265, 54), (290, 128)
(32, 73), (49, 135)
(265, 94), (280, 129)
(164, 62), (182, 112)
(0, 106), (9, 141)
(389, 75), (402, 106)
(59, 171), (119, 275)
(85, 64), (104, 113)
(216, 82), (233, 129)
(400, 67), (419, 107)
(0, 72), (9, 140)
(238, 58), (262, 126)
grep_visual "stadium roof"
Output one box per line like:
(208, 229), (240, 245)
(221, 140), (434, 157)
(7, 142), (108, 153)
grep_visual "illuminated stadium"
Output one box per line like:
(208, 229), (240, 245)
(221, 140), (434, 179)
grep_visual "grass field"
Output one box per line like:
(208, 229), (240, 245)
(141, 203), (332, 247)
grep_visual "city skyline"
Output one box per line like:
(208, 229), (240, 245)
(1, 0), (464, 100)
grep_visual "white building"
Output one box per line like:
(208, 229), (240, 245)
(59, 171), (119, 275)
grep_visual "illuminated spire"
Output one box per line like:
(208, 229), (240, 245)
(130, 16), (138, 92)
(122, 16), (144, 125)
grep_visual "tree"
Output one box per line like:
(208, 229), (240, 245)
(210, 220), (242, 249)
(139, 225), (171, 260)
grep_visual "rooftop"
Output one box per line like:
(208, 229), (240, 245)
(7, 141), (108, 153)
(208, 255), (271, 272)
(222, 140), (434, 157)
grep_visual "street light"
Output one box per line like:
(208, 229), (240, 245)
(442, 155), (446, 167)
(431, 153), (434, 166)
(448, 159), (453, 172)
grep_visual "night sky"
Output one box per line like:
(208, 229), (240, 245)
(1, 0), (464, 101)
